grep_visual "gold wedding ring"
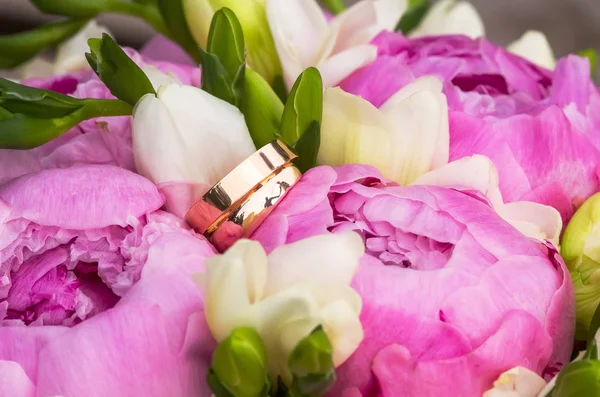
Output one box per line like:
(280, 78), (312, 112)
(185, 140), (301, 251)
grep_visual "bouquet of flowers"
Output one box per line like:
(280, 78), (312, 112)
(1, 0), (599, 396)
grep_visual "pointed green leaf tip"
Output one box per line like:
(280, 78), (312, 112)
(200, 8), (246, 108)
(280, 67), (323, 173)
(396, 0), (430, 35)
(208, 327), (271, 397)
(86, 33), (156, 106)
(0, 18), (88, 69)
(0, 78), (132, 150)
(286, 326), (336, 396)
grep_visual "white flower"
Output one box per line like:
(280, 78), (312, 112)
(266, 0), (406, 89)
(201, 232), (365, 380)
(410, 0), (485, 39)
(482, 366), (547, 397)
(21, 20), (110, 78)
(318, 76), (449, 185)
(508, 30), (556, 70)
(132, 82), (256, 204)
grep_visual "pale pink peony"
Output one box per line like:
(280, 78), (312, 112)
(251, 165), (575, 397)
(0, 165), (216, 396)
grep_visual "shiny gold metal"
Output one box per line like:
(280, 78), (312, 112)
(185, 140), (301, 251)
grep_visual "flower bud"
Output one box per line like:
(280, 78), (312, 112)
(287, 326), (336, 395)
(561, 193), (600, 340)
(208, 327), (271, 397)
(183, 0), (282, 86)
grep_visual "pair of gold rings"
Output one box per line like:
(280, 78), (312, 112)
(185, 140), (301, 251)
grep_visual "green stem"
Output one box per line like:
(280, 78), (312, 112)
(81, 99), (134, 118)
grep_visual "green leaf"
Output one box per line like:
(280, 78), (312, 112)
(321, 0), (346, 15)
(293, 121), (320, 173)
(550, 360), (600, 397)
(0, 18), (88, 68)
(0, 77), (131, 149)
(208, 327), (272, 397)
(200, 8), (246, 108)
(579, 48), (598, 78)
(0, 77), (83, 118)
(157, 0), (202, 63)
(86, 33), (156, 106)
(286, 326), (336, 397)
(279, 67), (322, 171)
(242, 67), (284, 148)
(396, 0), (430, 35)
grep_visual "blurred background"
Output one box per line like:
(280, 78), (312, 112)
(0, 0), (599, 64)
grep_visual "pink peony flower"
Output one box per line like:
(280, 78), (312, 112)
(340, 32), (600, 223)
(251, 165), (575, 397)
(0, 49), (201, 185)
(0, 165), (216, 396)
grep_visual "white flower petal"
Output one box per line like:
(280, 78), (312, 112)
(265, 232), (365, 295)
(483, 366), (546, 397)
(320, 299), (364, 366)
(203, 240), (269, 341)
(332, 1), (379, 53)
(156, 84), (256, 186)
(319, 87), (389, 168)
(132, 93), (190, 185)
(374, 0), (408, 31)
(54, 20), (111, 74)
(20, 57), (55, 79)
(412, 155), (503, 206)
(508, 30), (556, 70)
(266, 0), (329, 88)
(318, 44), (378, 87)
(410, 0), (485, 39)
(141, 65), (182, 91)
(496, 202), (563, 247)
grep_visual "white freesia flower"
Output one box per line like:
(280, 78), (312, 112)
(410, 0), (485, 39)
(132, 81), (256, 214)
(482, 367), (547, 397)
(319, 76), (449, 185)
(201, 232), (365, 379)
(266, 0), (406, 89)
(508, 30), (556, 70)
(21, 20), (110, 78)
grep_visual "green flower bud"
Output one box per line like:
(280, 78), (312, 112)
(286, 326), (336, 396)
(551, 360), (600, 397)
(183, 0), (282, 87)
(208, 327), (271, 397)
(561, 193), (600, 340)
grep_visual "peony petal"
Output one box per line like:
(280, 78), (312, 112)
(0, 361), (35, 397)
(319, 45), (378, 88)
(141, 35), (196, 66)
(264, 232), (364, 295)
(0, 165), (164, 229)
(410, 0), (485, 39)
(508, 30), (556, 70)
(266, 0), (330, 88)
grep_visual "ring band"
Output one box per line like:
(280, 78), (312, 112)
(185, 140), (301, 251)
